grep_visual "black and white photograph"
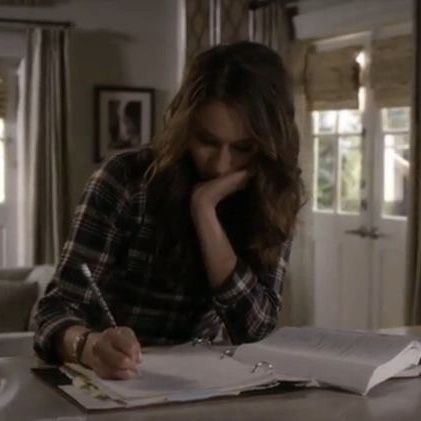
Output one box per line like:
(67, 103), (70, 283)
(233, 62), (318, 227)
(94, 86), (154, 161)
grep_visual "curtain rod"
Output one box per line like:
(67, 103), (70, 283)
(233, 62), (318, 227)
(0, 17), (73, 28)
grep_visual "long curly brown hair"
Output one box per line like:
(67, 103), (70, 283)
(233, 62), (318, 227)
(145, 41), (304, 274)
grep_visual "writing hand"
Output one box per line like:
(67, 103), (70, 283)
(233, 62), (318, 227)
(88, 326), (142, 380)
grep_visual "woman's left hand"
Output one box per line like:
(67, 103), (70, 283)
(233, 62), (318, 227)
(190, 169), (250, 212)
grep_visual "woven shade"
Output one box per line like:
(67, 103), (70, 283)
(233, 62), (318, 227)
(305, 46), (361, 110)
(0, 72), (6, 119)
(371, 35), (412, 107)
(220, 0), (249, 43)
(185, 0), (211, 67)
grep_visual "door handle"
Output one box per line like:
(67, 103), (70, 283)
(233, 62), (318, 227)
(367, 227), (387, 240)
(344, 225), (369, 238)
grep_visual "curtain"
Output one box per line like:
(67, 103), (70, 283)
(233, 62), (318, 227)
(407, 0), (421, 324)
(220, 0), (249, 43)
(248, 2), (313, 326)
(22, 27), (70, 265)
(185, 0), (211, 67)
(0, 69), (6, 118)
(249, 0), (291, 63)
(0, 0), (48, 4)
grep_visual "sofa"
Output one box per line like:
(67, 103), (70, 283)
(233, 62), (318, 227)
(0, 265), (55, 357)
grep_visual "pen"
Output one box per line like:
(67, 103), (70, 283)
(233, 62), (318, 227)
(80, 263), (117, 328)
(80, 263), (142, 375)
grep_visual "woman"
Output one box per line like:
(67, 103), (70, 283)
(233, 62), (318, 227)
(34, 41), (304, 380)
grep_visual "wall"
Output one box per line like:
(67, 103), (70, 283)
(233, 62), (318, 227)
(0, 0), (184, 211)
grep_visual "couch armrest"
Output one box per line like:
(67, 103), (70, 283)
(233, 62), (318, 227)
(0, 332), (34, 357)
(0, 267), (33, 281)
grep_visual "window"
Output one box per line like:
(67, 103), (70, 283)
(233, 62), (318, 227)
(381, 107), (410, 217)
(313, 109), (363, 213)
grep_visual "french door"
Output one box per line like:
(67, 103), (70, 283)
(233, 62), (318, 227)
(312, 103), (410, 330)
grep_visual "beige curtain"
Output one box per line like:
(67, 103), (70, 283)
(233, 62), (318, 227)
(0, 0), (47, 6)
(23, 27), (70, 265)
(0, 70), (6, 119)
(0, 0), (48, 4)
(220, 0), (249, 43)
(185, 0), (211, 67)
(248, 2), (313, 326)
(249, 1), (291, 62)
(407, 1), (421, 324)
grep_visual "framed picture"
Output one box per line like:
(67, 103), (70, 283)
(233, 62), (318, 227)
(94, 85), (155, 162)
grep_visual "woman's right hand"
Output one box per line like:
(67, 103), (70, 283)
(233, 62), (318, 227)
(84, 326), (142, 379)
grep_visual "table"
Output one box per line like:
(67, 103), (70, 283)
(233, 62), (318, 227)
(1, 328), (421, 421)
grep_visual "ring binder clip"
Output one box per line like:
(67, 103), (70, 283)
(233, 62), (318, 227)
(191, 337), (212, 347)
(219, 348), (235, 359)
(251, 361), (273, 373)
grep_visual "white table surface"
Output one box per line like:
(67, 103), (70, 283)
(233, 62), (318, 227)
(1, 355), (421, 421)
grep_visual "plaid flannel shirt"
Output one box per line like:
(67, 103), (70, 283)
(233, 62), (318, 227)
(34, 150), (291, 363)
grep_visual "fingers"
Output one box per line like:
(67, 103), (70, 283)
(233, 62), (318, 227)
(112, 327), (142, 362)
(92, 327), (142, 379)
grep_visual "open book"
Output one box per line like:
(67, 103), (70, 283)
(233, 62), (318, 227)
(38, 327), (421, 410)
(233, 327), (421, 395)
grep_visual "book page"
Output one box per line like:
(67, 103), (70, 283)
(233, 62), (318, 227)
(233, 327), (421, 394)
(67, 343), (275, 401)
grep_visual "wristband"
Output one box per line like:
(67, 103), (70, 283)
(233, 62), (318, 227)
(72, 330), (92, 364)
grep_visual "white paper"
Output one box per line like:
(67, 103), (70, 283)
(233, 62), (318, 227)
(66, 343), (275, 402)
(234, 327), (421, 394)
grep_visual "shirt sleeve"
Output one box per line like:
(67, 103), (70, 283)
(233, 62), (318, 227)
(33, 156), (132, 363)
(211, 240), (291, 344)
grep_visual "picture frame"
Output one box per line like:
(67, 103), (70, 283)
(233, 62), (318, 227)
(94, 85), (155, 162)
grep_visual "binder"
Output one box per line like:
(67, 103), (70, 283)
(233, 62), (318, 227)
(32, 337), (302, 412)
(32, 326), (421, 411)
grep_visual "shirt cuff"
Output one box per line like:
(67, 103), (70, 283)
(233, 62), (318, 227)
(211, 258), (257, 308)
(34, 317), (87, 364)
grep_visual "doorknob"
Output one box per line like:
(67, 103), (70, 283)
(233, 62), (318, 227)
(367, 227), (387, 239)
(344, 225), (369, 238)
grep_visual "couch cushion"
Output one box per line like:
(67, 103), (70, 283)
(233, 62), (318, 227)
(0, 281), (39, 332)
(25, 265), (56, 331)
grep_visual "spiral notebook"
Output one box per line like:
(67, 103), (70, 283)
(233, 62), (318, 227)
(37, 327), (421, 411)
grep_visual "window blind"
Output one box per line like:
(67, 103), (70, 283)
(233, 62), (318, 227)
(305, 46), (361, 110)
(371, 35), (412, 107)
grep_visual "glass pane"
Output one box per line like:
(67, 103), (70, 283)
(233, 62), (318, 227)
(316, 136), (335, 211)
(312, 111), (336, 134)
(383, 134), (410, 217)
(382, 107), (410, 132)
(339, 136), (362, 213)
(0, 119), (4, 203)
(338, 110), (362, 134)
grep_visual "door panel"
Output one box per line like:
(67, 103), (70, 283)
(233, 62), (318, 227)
(313, 213), (371, 329)
(312, 105), (409, 330)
